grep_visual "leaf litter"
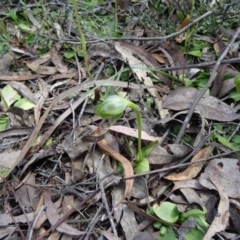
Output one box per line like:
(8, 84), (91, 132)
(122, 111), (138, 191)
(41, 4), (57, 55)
(0, 1), (240, 240)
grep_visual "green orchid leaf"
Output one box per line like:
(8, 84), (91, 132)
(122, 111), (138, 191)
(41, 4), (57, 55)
(184, 228), (205, 240)
(134, 157), (149, 173)
(234, 73), (240, 93)
(0, 116), (9, 131)
(153, 202), (180, 223)
(157, 229), (177, 240)
(153, 221), (162, 229)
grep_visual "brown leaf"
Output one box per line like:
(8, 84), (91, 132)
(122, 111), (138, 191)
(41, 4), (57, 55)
(44, 190), (85, 236)
(163, 87), (240, 121)
(203, 177), (229, 240)
(159, 41), (187, 76)
(151, 53), (165, 63)
(114, 41), (170, 118)
(50, 46), (68, 73)
(178, 15), (191, 30)
(0, 74), (41, 81)
(200, 158), (240, 198)
(97, 138), (134, 206)
(164, 146), (213, 181)
(26, 62), (57, 75)
(35, 79), (49, 123)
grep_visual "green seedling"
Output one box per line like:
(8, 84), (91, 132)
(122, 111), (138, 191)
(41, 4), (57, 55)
(95, 94), (151, 173)
(148, 201), (209, 240)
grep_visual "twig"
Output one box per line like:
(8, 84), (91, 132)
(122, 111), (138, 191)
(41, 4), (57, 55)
(124, 149), (239, 179)
(175, 27), (240, 144)
(157, 57), (240, 71)
(108, 10), (214, 41)
(81, 204), (103, 240)
(99, 181), (118, 237)
(26, 205), (46, 240)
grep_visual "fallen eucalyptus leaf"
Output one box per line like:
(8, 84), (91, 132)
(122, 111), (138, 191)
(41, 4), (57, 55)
(163, 87), (240, 121)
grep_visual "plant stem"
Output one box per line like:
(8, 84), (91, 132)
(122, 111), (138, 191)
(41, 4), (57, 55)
(128, 102), (143, 163)
(71, 0), (93, 80)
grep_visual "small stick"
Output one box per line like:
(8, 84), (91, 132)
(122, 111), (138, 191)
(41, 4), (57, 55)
(108, 10), (214, 41)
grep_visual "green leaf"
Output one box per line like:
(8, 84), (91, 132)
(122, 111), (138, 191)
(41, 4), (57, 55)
(0, 168), (9, 178)
(14, 98), (35, 110)
(184, 228), (205, 240)
(180, 208), (207, 221)
(0, 85), (21, 110)
(0, 116), (9, 131)
(18, 23), (34, 32)
(214, 133), (238, 151)
(157, 229), (177, 240)
(64, 51), (75, 59)
(229, 89), (240, 101)
(180, 208), (208, 230)
(234, 73), (240, 93)
(139, 141), (157, 159)
(134, 157), (149, 173)
(188, 50), (202, 57)
(120, 70), (130, 81)
(153, 202), (180, 223)
(153, 221), (162, 229)
(231, 135), (240, 144)
(146, 206), (155, 216)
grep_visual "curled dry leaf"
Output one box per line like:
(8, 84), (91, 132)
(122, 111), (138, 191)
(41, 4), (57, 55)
(163, 87), (240, 121)
(164, 146), (212, 181)
(97, 138), (134, 206)
(50, 46), (68, 73)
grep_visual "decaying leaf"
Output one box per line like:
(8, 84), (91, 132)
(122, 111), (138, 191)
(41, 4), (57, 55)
(148, 144), (191, 164)
(44, 190), (85, 236)
(203, 177), (229, 240)
(26, 62), (57, 75)
(164, 146), (212, 181)
(163, 87), (240, 121)
(112, 187), (139, 240)
(114, 41), (170, 118)
(199, 158), (240, 198)
(50, 46), (68, 73)
(97, 138), (134, 206)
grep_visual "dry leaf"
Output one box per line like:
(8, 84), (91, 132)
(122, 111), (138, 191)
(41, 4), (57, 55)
(44, 190), (85, 236)
(97, 138), (134, 206)
(114, 41), (170, 118)
(109, 125), (162, 142)
(163, 87), (240, 121)
(203, 177), (229, 240)
(50, 46), (68, 73)
(26, 62), (57, 75)
(199, 158), (240, 198)
(178, 15), (191, 29)
(164, 146), (212, 181)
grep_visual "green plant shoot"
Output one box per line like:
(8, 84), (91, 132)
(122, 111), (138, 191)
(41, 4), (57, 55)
(94, 95), (144, 168)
